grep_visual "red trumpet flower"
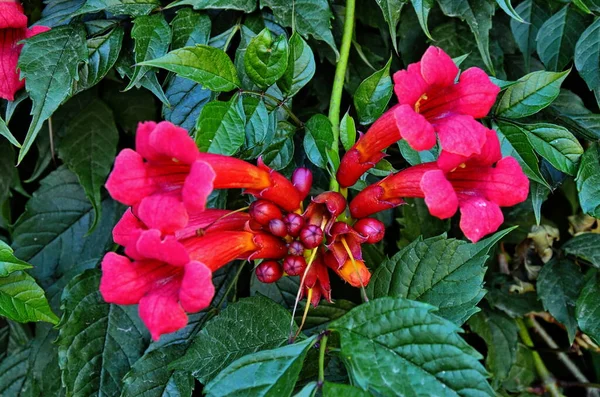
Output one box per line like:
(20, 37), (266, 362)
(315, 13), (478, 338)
(0, 0), (49, 100)
(349, 131), (529, 242)
(337, 46), (500, 187)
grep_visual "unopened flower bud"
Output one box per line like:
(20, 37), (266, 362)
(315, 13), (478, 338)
(300, 224), (323, 249)
(353, 218), (385, 243)
(255, 261), (283, 283)
(248, 219), (263, 231)
(283, 213), (305, 237)
(292, 167), (313, 200)
(288, 240), (305, 256)
(249, 200), (282, 225)
(283, 255), (307, 276)
(268, 219), (288, 238)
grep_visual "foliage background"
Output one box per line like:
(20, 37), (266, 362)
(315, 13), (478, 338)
(1, 0), (600, 396)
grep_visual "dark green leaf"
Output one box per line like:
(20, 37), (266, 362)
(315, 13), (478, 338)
(204, 336), (316, 397)
(57, 98), (118, 231)
(575, 18), (600, 93)
(171, 296), (298, 383)
(240, 98), (276, 159)
(250, 272), (299, 309)
(503, 344), (537, 392)
(329, 297), (494, 396)
(397, 139), (437, 165)
(538, 259), (584, 343)
(171, 8), (212, 49)
(278, 33), (316, 96)
(0, 116), (19, 148)
(375, 0), (408, 53)
(0, 272), (58, 324)
(296, 299), (356, 334)
(530, 181), (550, 225)
(368, 228), (515, 324)
(164, 76), (215, 132)
(303, 114), (334, 168)
(57, 270), (148, 396)
(103, 82), (159, 133)
(510, 0), (552, 72)
(576, 143), (600, 218)
(486, 288), (543, 318)
(536, 5), (590, 71)
(167, 0), (257, 12)
(17, 24), (88, 163)
(38, 0), (86, 27)
(141, 45), (240, 92)
(0, 345), (31, 395)
(437, 0), (495, 74)
(495, 70), (569, 118)
(546, 89), (600, 141)
(195, 96), (246, 155)
(410, 0), (434, 40)
(353, 57), (393, 125)
(322, 382), (370, 397)
(245, 28), (289, 89)
(0, 140), (15, 204)
(563, 233), (600, 268)
(75, 26), (124, 94)
(75, 0), (160, 16)
(496, 0), (525, 22)
(127, 14), (171, 90)
(339, 111), (356, 151)
(468, 309), (518, 386)
(260, 0), (339, 57)
(397, 198), (450, 247)
(576, 270), (600, 344)
(0, 241), (31, 278)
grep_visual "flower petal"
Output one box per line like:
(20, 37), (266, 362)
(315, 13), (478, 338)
(25, 25), (50, 38)
(393, 63), (428, 106)
(105, 149), (154, 206)
(468, 129), (502, 167)
(454, 67), (501, 118)
(0, 2), (27, 29)
(420, 46), (458, 87)
(435, 114), (487, 158)
(485, 157), (530, 206)
(113, 209), (146, 259)
(0, 29), (25, 101)
(139, 282), (188, 341)
(420, 169), (458, 219)
(182, 160), (215, 212)
(179, 261), (214, 313)
(395, 104), (436, 151)
(137, 194), (189, 234)
(136, 229), (190, 267)
(458, 196), (504, 242)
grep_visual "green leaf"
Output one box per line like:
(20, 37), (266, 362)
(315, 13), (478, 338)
(204, 336), (316, 397)
(278, 33), (316, 96)
(500, 121), (583, 176)
(57, 98), (118, 231)
(339, 111), (356, 151)
(563, 233), (600, 268)
(171, 8), (212, 49)
(303, 114), (334, 169)
(0, 116), (19, 148)
(0, 241), (31, 278)
(56, 270), (148, 396)
(260, 0), (339, 57)
(195, 96), (246, 155)
(397, 139), (437, 166)
(0, 271), (58, 324)
(167, 0), (257, 12)
(296, 299), (356, 334)
(496, 0), (524, 22)
(329, 297), (494, 396)
(437, 0), (496, 74)
(75, 0), (159, 16)
(127, 14), (171, 90)
(11, 167), (119, 312)
(494, 120), (548, 187)
(410, 0), (434, 40)
(576, 143), (600, 218)
(250, 272), (299, 309)
(575, 18), (600, 93)
(164, 76), (215, 132)
(503, 344), (537, 392)
(368, 228), (514, 324)
(141, 45), (240, 92)
(0, 140), (15, 204)
(396, 198), (450, 247)
(536, 5), (590, 72)
(530, 181), (550, 225)
(75, 26), (124, 94)
(576, 270), (600, 344)
(245, 28), (289, 89)
(240, 98), (276, 159)
(17, 24), (88, 164)
(323, 382), (370, 397)
(486, 288), (543, 318)
(170, 296), (298, 384)
(495, 70), (569, 118)
(375, 0), (408, 53)
(546, 89), (600, 141)
(38, 0), (86, 27)
(0, 345), (31, 395)
(538, 259), (584, 343)
(353, 57), (393, 125)
(468, 309), (518, 386)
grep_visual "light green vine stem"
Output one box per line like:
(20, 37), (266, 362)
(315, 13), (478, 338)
(318, 333), (329, 385)
(516, 318), (564, 397)
(328, 0), (356, 192)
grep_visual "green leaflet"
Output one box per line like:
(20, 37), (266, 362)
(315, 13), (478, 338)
(353, 57), (393, 125)
(375, 0), (407, 53)
(278, 33), (316, 97)
(195, 96), (246, 155)
(0, 241), (31, 278)
(245, 28), (289, 89)
(576, 143), (600, 218)
(303, 114), (334, 169)
(576, 270), (600, 345)
(0, 272), (58, 325)
(167, 0), (257, 12)
(75, 0), (160, 17)
(575, 18), (600, 94)
(563, 233), (600, 268)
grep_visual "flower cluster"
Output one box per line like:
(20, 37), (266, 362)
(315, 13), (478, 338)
(101, 46), (529, 340)
(0, 0), (49, 100)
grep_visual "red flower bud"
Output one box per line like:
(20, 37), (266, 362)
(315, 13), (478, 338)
(353, 218), (385, 243)
(292, 167), (313, 200)
(300, 225), (323, 249)
(283, 213), (305, 237)
(268, 219), (288, 238)
(283, 255), (307, 276)
(288, 240), (305, 256)
(249, 200), (282, 225)
(248, 219), (263, 231)
(255, 261), (283, 283)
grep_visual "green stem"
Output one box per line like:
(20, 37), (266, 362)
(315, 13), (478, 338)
(327, 0), (355, 191)
(240, 90), (303, 127)
(516, 318), (564, 397)
(318, 334), (329, 385)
